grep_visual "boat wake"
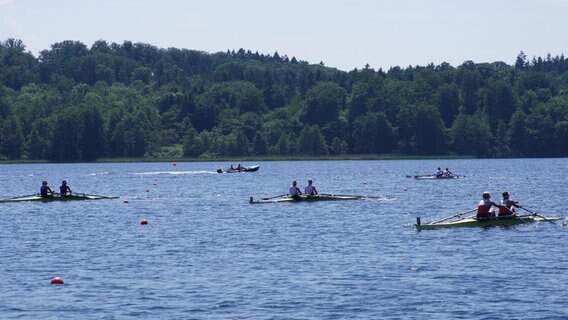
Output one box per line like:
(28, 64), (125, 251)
(134, 170), (216, 176)
(364, 196), (397, 201)
(87, 172), (110, 176)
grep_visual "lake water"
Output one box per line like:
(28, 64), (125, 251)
(1, 159), (567, 319)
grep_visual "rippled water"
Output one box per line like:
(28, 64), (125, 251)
(1, 159), (567, 319)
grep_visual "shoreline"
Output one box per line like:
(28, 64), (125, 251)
(0, 154), (477, 164)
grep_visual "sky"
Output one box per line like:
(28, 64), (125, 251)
(1, 0), (567, 71)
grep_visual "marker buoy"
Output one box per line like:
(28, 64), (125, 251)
(123, 199), (129, 203)
(51, 277), (64, 285)
(173, 162), (176, 166)
(141, 219), (148, 225)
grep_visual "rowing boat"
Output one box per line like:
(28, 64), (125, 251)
(249, 194), (361, 204)
(410, 174), (464, 180)
(217, 165), (260, 173)
(415, 214), (562, 230)
(0, 193), (119, 203)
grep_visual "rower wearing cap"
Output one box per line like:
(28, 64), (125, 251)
(477, 191), (499, 218)
(40, 181), (54, 198)
(305, 178), (318, 197)
(498, 191), (521, 216)
(60, 180), (72, 196)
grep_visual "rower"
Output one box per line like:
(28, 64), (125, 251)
(477, 191), (499, 218)
(304, 178), (318, 197)
(436, 167), (443, 177)
(40, 181), (54, 198)
(289, 180), (302, 200)
(498, 191), (521, 217)
(60, 180), (72, 196)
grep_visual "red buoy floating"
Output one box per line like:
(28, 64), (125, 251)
(51, 277), (64, 285)
(123, 199), (129, 203)
(141, 219), (148, 225)
(172, 162), (177, 166)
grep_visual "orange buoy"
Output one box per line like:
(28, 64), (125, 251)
(141, 219), (148, 225)
(123, 199), (129, 203)
(51, 277), (64, 285)
(173, 162), (177, 166)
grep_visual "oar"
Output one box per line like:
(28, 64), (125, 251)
(3, 193), (39, 200)
(520, 206), (557, 225)
(430, 208), (477, 224)
(76, 193), (118, 199)
(320, 193), (354, 197)
(320, 193), (392, 200)
(261, 194), (288, 200)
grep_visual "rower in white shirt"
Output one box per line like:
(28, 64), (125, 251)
(304, 178), (318, 197)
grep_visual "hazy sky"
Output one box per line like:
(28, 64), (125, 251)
(1, 0), (567, 71)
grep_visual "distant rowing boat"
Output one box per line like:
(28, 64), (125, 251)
(249, 194), (362, 204)
(415, 214), (561, 230)
(217, 165), (260, 173)
(407, 174), (464, 180)
(0, 193), (119, 203)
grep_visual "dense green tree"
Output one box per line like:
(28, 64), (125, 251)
(330, 137), (348, 154)
(251, 132), (268, 155)
(303, 81), (346, 126)
(80, 106), (105, 160)
(27, 119), (52, 160)
(456, 62), (482, 114)
(298, 124), (328, 155)
(451, 112), (493, 156)
(554, 121), (568, 155)
(50, 108), (82, 161)
(524, 103), (556, 157)
(2, 38), (568, 160)
(483, 80), (516, 130)
(351, 112), (396, 154)
(0, 115), (25, 159)
(348, 71), (384, 123)
(436, 83), (460, 127)
(411, 103), (447, 155)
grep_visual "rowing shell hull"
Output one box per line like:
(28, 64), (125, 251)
(250, 194), (360, 204)
(415, 214), (561, 230)
(413, 175), (462, 180)
(0, 194), (119, 203)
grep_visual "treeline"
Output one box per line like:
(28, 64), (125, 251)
(1, 38), (568, 161)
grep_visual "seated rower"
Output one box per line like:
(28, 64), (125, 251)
(304, 178), (318, 197)
(40, 181), (54, 198)
(60, 180), (72, 196)
(498, 191), (521, 217)
(436, 167), (443, 177)
(289, 180), (302, 200)
(477, 191), (499, 218)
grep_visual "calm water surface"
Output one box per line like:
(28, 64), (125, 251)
(1, 159), (567, 319)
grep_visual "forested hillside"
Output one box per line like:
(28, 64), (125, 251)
(1, 38), (567, 161)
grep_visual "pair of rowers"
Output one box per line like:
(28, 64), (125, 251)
(288, 179), (318, 200)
